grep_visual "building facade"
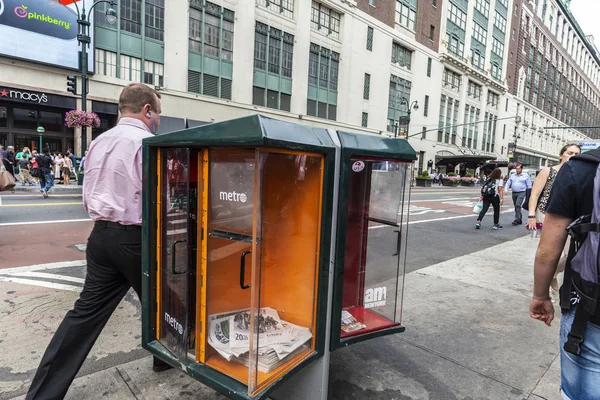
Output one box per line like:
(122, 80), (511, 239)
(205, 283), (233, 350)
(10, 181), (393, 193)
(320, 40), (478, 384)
(0, 0), (597, 171)
(504, 0), (600, 167)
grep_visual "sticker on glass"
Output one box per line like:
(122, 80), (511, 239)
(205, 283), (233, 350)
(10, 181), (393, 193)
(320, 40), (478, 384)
(352, 161), (365, 172)
(364, 286), (387, 309)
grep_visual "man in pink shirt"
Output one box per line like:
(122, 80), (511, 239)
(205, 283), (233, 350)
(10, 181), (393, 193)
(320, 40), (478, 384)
(27, 83), (170, 399)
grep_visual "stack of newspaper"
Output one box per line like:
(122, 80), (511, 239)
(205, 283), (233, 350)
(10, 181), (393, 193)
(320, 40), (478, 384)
(208, 307), (312, 373)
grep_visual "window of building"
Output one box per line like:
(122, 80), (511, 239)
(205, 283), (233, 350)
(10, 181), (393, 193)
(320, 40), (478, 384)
(422, 126), (427, 139)
(392, 42), (412, 69)
(493, 11), (506, 33)
(427, 57), (432, 77)
(95, 49), (118, 78)
(467, 80), (482, 100)
(187, 2), (234, 100)
(189, 3), (234, 62)
(362, 112), (368, 127)
(363, 73), (371, 100)
(442, 68), (461, 90)
(472, 22), (487, 44)
(491, 37), (504, 56)
(447, 33), (465, 57)
(437, 94), (460, 144)
(310, 1), (341, 40)
(487, 91), (499, 107)
(471, 49), (485, 70)
(366, 26), (374, 51)
(256, 0), (294, 19)
(252, 22), (294, 111)
(429, 25), (435, 41)
(396, 0), (417, 31)
(144, 60), (164, 86)
(514, 4), (518, 16)
(424, 95), (430, 116)
(387, 75), (412, 132)
(369, 0), (376, 5)
(307, 43), (339, 120)
(120, 0), (142, 35)
(448, 2), (467, 30)
(145, 0), (164, 41)
(120, 54), (142, 82)
(497, 0), (508, 8)
(490, 62), (502, 80)
(475, 0), (490, 18)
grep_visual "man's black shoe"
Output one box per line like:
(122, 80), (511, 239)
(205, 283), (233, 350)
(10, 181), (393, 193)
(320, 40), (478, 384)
(152, 356), (173, 372)
(511, 220), (522, 226)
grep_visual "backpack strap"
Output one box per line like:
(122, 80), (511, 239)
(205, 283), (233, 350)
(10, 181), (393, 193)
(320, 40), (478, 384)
(564, 304), (590, 356)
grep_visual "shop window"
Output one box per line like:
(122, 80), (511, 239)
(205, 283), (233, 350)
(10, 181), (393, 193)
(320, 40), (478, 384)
(39, 111), (64, 133)
(0, 107), (7, 128)
(13, 108), (39, 131)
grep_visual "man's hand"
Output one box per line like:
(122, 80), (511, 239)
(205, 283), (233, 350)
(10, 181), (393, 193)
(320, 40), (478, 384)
(529, 298), (554, 326)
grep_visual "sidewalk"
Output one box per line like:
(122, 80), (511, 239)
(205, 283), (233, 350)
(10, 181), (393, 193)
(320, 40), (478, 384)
(1, 236), (561, 400)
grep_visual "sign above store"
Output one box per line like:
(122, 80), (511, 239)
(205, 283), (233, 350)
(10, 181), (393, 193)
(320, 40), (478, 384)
(1, 88), (48, 104)
(0, 85), (75, 109)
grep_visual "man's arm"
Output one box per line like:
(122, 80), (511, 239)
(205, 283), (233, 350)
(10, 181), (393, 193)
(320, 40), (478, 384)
(526, 175), (533, 189)
(504, 175), (512, 192)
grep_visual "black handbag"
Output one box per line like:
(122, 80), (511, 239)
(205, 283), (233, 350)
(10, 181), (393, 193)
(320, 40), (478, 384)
(30, 168), (41, 178)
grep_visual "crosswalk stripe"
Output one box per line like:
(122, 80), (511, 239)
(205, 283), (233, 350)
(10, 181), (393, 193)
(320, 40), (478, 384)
(0, 276), (81, 292)
(3, 271), (86, 284)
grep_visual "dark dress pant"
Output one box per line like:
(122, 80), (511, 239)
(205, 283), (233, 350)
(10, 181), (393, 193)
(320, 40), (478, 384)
(477, 195), (500, 225)
(26, 221), (142, 400)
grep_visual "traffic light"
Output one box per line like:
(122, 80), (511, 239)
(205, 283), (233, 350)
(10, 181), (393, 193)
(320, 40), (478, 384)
(67, 75), (77, 95)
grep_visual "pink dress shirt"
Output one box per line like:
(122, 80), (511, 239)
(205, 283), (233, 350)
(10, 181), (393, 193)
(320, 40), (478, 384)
(83, 117), (153, 225)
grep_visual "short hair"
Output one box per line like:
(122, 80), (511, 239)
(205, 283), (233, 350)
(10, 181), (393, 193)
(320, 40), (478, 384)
(118, 83), (161, 115)
(515, 163), (523, 168)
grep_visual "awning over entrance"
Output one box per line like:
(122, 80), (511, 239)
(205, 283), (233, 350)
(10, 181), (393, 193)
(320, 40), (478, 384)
(435, 153), (497, 169)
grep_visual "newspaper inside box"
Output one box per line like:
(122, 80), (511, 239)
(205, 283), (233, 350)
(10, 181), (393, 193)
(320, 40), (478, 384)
(154, 145), (324, 397)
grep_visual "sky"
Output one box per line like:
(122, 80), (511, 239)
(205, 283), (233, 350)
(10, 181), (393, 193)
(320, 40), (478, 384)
(569, 0), (600, 53)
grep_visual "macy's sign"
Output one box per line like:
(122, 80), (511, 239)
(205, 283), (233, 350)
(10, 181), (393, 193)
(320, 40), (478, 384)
(0, 88), (48, 104)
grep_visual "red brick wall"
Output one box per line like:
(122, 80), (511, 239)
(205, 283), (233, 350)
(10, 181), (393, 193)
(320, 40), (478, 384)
(415, 0), (442, 52)
(355, 0), (395, 28)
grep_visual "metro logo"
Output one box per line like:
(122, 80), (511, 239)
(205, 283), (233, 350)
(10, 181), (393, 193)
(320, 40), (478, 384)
(219, 191), (248, 203)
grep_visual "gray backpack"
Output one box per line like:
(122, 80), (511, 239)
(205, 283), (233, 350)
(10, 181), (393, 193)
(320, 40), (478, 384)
(563, 149), (600, 355)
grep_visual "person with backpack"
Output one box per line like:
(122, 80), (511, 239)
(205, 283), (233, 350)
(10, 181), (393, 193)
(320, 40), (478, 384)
(529, 147), (600, 400)
(475, 168), (504, 230)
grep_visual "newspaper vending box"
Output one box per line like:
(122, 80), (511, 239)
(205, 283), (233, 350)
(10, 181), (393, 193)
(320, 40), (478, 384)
(141, 116), (416, 400)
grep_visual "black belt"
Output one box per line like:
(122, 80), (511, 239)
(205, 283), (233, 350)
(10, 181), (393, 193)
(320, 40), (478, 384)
(95, 220), (141, 230)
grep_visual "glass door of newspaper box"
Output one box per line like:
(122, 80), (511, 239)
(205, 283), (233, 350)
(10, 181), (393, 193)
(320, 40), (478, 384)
(205, 148), (324, 397)
(332, 157), (412, 349)
(151, 144), (327, 398)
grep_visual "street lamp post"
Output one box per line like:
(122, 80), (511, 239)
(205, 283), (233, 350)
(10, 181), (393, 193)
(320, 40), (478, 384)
(395, 98), (419, 139)
(49, 0), (117, 157)
(37, 126), (45, 152)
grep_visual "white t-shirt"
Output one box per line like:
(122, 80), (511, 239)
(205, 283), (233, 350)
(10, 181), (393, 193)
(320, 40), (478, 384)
(495, 179), (504, 196)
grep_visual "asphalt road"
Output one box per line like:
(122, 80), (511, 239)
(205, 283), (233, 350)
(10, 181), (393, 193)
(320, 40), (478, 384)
(0, 186), (531, 399)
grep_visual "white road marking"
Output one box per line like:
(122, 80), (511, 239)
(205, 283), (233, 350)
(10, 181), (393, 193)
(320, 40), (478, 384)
(401, 205), (445, 216)
(0, 218), (91, 227)
(0, 277), (81, 292)
(0, 260), (86, 274)
(1, 271), (85, 284)
(442, 200), (478, 208)
(369, 209), (515, 229)
(412, 197), (479, 202)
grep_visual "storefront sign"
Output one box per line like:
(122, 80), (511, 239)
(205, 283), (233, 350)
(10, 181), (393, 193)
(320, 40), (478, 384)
(1, 88), (48, 103)
(0, 86), (75, 109)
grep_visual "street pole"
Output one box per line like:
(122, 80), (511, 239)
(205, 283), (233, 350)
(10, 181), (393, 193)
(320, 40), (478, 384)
(50, 0), (117, 157)
(79, 9), (90, 158)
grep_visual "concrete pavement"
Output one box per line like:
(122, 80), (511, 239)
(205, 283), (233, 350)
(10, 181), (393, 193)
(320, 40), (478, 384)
(0, 235), (561, 400)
